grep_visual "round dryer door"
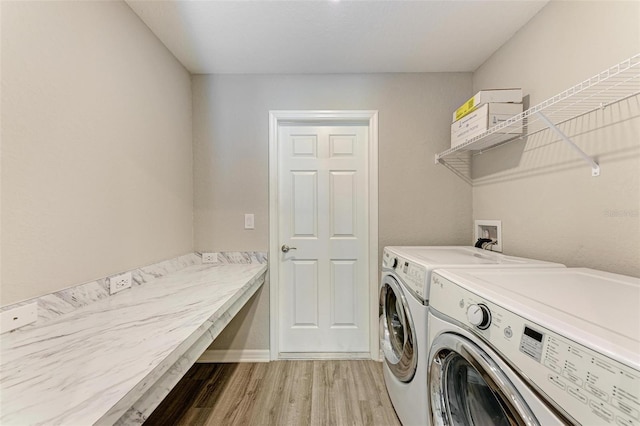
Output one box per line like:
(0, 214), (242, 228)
(429, 333), (538, 426)
(379, 275), (417, 382)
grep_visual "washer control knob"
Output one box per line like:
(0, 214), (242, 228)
(392, 258), (398, 269)
(467, 304), (491, 330)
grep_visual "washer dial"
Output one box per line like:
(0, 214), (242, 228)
(467, 303), (492, 330)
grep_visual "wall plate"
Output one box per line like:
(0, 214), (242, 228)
(244, 214), (255, 230)
(202, 253), (217, 264)
(1, 302), (38, 334)
(109, 272), (132, 295)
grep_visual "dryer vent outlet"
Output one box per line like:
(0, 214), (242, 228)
(474, 220), (502, 252)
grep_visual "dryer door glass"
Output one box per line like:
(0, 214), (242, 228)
(379, 276), (417, 382)
(429, 333), (538, 426)
(386, 289), (405, 355)
(445, 355), (509, 426)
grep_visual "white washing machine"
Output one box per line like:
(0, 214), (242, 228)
(378, 246), (564, 426)
(427, 267), (640, 426)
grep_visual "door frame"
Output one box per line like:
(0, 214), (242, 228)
(268, 110), (379, 361)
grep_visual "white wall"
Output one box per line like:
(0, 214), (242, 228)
(1, 1), (194, 305)
(193, 73), (473, 350)
(472, 1), (640, 276)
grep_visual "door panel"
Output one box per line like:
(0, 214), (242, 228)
(330, 171), (357, 237)
(329, 134), (356, 157)
(330, 260), (357, 327)
(279, 124), (369, 353)
(291, 135), (317, 157)
(292, 260), (318, 327)
(291, 171), (317, 237)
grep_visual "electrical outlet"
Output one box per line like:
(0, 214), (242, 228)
(202, 252), (217, 264)
(1, 302), (38, 334)
(109, 272), (132, 295)
(244, 214), (255, 230)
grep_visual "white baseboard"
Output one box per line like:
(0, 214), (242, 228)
(278, 352), (372, 360)
(197, 349), (271, 363)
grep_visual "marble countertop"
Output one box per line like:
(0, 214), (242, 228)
(0, 263), (267, 425)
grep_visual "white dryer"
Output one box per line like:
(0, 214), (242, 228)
(378, 246), (564, 426)
(427, 267), (640, 425)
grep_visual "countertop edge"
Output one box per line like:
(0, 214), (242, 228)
(98, 265), (267, 425)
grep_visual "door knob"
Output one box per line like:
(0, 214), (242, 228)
(281, 244), (297, 253)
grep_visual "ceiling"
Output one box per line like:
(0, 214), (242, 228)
(126, 0), (548, 74)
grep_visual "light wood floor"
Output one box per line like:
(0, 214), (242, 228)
(145, 360), (401, 426)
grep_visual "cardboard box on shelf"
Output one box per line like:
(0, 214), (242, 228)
(451, 102), (523, 149)
(453, 88), (522, 122)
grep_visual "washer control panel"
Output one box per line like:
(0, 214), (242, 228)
(430, 273), (640, 426)
(382, 250), (427, 302)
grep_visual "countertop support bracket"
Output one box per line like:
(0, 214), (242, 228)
(536, 112), (600, 177)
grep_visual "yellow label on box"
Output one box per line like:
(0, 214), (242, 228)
(455, 97), (477, 121)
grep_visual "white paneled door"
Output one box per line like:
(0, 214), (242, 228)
(278, 124), (369, 354)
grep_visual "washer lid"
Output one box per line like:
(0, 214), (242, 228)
(433, 267), (640, 369)
(385, 246), (564, 268)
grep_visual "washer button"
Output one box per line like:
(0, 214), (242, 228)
(568, 387), (588, 404)
(616, 414), (638, 426)
(504, 326), (513, 338)
(548, 375), (566, 390)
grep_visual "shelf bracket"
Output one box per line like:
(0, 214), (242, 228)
(536, 112), (600, 176)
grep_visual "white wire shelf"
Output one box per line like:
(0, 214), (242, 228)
(435, 53), (640, 180)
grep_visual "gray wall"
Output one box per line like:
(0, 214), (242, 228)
(472, 1), (640, 276)
(1, 1), (194, 304)
(7, 0), (633, 356)
(193, 73), (473, 350)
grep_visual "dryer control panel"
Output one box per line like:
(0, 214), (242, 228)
(431, 273), (640, 426)
(383, 250), (427, 303)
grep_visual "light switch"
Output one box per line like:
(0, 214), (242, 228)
(245, 214), (255, 230)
